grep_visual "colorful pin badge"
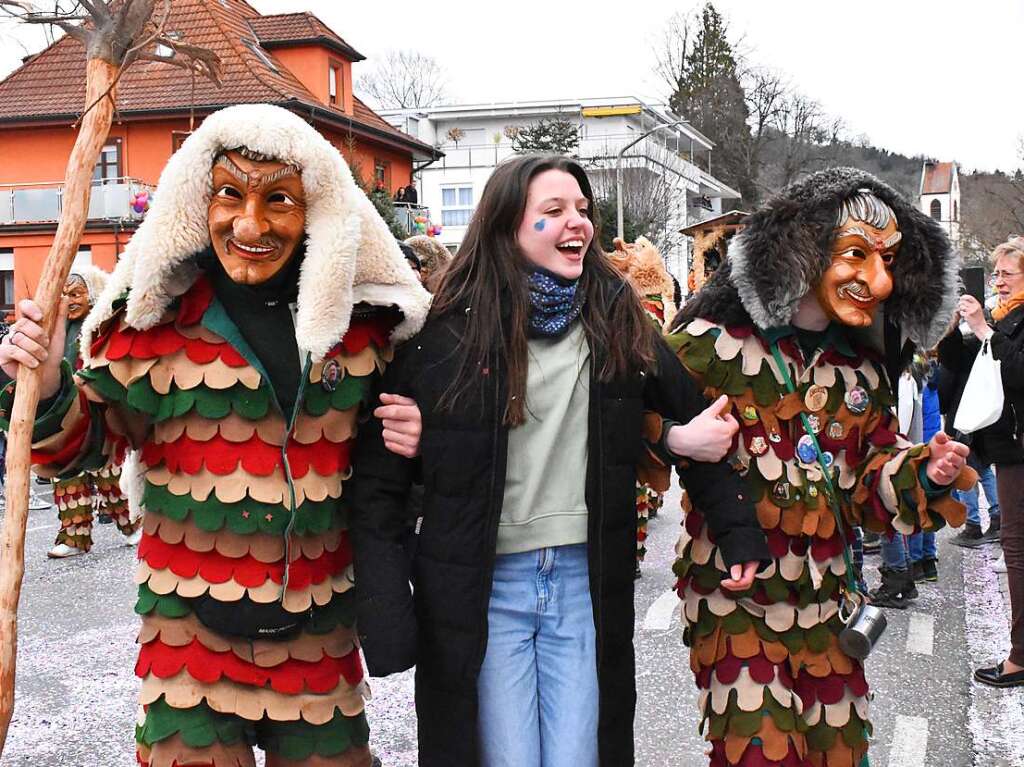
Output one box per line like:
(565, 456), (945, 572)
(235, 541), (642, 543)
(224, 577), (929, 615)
(322, 359), (341, 392)
(749, 436), (768, 456)
(807, 484), (819, 498)
(743, 405), (758, 422)
(807, 414), (822, 434)
(827, 420), (844, 440)
(805, 384), (828, 412)
(768, 429), (782, 443)
(845, 386), (869, 415)
(772, 481), (791, 501)
(797, 434), (818, 464)
(821, 451), (835, 469)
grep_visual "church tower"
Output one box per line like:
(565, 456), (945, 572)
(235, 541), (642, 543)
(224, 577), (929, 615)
(919, 161), (960, 244)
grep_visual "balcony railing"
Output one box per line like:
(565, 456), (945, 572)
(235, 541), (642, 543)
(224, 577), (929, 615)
(393, 202), (434, 237)
(0, 177), (155, 226)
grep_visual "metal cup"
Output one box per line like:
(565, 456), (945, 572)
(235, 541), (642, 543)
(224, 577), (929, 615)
(838, 602), (887, 660)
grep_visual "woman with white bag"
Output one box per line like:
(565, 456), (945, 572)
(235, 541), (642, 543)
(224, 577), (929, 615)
(938, 236), (1024, 687)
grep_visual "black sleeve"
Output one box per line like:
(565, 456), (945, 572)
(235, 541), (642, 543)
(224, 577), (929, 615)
(348, 339), (421, 676)
(643, 338), (771, 570)
(990, 329), (1024, 386)
(936, 328), (965, 372)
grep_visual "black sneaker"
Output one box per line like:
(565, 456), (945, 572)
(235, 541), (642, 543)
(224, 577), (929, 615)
(911, 560), (926, 583)
(902, 576), (919, 601)
(950, 523), (986, 548)
(981, 520), (1001, 544)
(921, 558), (939, 582)
(862, 530), (881, 553)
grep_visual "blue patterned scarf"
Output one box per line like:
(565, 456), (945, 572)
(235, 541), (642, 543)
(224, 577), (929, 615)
(527, 269), (583, 338)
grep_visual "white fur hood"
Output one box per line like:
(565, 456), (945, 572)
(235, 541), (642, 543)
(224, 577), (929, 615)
(82, 104), (431, 362)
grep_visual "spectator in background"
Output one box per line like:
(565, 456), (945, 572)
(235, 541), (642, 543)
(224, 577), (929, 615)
(393, 185), (407, 203)
(909, 356), (943, 582)
(403, 183), (418, 205)
(938, 236), (1024, 688)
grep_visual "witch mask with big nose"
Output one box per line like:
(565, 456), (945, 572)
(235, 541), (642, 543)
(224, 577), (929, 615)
(207, 149), (307, 286)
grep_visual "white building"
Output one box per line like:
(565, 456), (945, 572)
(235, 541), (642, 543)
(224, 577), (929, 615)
(919, 161), (961, 244)
(379, 97), (741, 283)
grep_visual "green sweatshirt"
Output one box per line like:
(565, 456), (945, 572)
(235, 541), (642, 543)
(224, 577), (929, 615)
(498, 321), (591, 555)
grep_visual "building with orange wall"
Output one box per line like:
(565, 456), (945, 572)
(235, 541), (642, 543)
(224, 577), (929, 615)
(0, 0), (440, 316)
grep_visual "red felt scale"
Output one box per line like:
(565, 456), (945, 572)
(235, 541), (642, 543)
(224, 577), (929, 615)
(105, 321), (248, 367)
(709, 740), (806, 767)
(135, 637), (364, 694)
(141, 433), (351, 478)
(138, 532), (352, 590)
(31, 393), (91, 466)
(794, 665), (868, 707)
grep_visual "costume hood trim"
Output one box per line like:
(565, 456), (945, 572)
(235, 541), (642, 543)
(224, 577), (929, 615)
(82, 104), (431, 363)
(697, 167), (958, 350)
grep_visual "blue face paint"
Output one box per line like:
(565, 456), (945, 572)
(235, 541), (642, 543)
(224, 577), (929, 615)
(533, 219), (546, 231)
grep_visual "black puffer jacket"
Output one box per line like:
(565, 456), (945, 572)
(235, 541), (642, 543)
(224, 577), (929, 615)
(937, 304), (1024, 465)
(349, 287), (769, 767)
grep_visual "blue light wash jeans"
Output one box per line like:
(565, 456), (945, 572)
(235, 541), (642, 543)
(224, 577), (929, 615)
(908, 531), (937, 562)
(956, 463), (1001, 527)
(477, 543), (599, 767)
(881, 533), (910, 571)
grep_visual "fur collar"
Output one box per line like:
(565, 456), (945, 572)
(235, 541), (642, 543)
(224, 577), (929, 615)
(679, 167), (959, 352)
(82, 104), (431, 363)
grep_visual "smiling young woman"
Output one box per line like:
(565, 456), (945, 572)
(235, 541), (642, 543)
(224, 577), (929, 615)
(349, 154), (768, 767)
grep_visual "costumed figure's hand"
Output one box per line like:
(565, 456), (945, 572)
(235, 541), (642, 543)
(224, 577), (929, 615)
(925, 432), (970, 486)
(0, 297), (66, 399)
(666, 394), (738, 462)
(721, 561), (759, 591)
(375, 393), (422, 458)
(957, 295), (991, 339)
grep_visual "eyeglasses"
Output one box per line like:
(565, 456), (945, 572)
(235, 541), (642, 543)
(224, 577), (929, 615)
(990, 270), (1023, 283)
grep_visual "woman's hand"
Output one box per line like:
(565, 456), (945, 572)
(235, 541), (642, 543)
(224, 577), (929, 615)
(721, 561), (759, 591)
(957, 295), (991, 339)
(925, 432), (970, 486)
(374, 393), (422, 458)
(665, 394), (738, 462)
(0, 298), (66, 400)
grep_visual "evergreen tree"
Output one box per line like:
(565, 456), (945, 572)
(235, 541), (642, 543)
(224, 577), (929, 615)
(666, 3), (753, 203)
(510, 117), (581, 156)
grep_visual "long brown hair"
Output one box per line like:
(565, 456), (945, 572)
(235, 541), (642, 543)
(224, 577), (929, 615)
(431, 154), (658, 425)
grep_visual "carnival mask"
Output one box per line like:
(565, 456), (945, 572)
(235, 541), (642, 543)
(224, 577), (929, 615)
(208, 150), (306, 285)
(815, 192), (901, 328)
(63, 274), (91, 321)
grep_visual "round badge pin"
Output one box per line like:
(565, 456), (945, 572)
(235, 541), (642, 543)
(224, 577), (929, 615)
(796, 434), (817, 464)
(807, 414), (822, 434)
(805, 384), (828, 412)
(743, 405), (758, 422)
(844, 386), (869, 415)
(749, 435), (768, 456)
(321, 359), (341, 392)
(827, 420), (844, 440)
(768, 429), (782, 444)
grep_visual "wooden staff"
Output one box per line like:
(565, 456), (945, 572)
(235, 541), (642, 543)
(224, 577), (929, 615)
(0, 58), (119, 755)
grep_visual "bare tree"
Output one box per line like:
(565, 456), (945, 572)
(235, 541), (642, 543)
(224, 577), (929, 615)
(0, 2), (219, 754)
(355, 49), (448, 109)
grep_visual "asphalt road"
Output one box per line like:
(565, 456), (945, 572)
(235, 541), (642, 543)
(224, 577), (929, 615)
(1, 482), (1021, 766)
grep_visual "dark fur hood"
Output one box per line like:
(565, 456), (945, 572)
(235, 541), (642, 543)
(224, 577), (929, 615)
(677, 167), (959, 353)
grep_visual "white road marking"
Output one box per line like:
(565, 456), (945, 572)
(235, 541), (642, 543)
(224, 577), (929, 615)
(26, 523), (50, 533)
(643, 589), (679, 631)
(905, 612), (934, 656)
(888, 714), (929, 767)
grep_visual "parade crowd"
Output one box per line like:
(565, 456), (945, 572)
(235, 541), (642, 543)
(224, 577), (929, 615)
(0, 104), (1020, 767)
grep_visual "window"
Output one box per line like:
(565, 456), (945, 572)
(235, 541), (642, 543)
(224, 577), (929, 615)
(441, 184), (474, 227)
(930, 199), (942, 220)
(93, 138), (122, 184)
(328, 61), (343, 106)
(0, 249), (13, 313)
(374, 159), (391, 192)
(171, 131), (191, 153)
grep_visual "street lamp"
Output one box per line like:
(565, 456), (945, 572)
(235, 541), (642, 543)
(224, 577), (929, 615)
(616, 120), (686, 240)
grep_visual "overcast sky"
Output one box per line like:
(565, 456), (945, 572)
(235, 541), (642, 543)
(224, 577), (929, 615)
(2, 1), (1021, 172)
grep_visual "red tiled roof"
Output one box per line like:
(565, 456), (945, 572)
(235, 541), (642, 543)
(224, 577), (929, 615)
(248, 12), (364, 61)
(922, 162), (955, 194)
(0, 0), (435, 156)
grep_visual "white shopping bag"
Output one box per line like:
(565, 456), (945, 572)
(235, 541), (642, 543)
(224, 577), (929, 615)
(953, 337), (1004, 434)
